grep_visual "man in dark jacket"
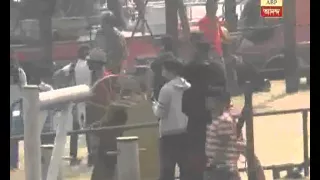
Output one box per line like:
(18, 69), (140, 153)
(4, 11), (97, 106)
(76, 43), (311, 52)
(182, 41), (227, 180)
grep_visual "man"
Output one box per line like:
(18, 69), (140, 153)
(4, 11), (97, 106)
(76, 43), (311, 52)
(94, 11), (128, 74)
(150, 35), (175, 101)
(54, 45), (91, 88)
(182, 41), (227, 180)
(198, 0), (223, 60)
(90, 104), (129, 180)
(152, 58), (190, 180)
(55, 45), (91, 165)
(204, 92), (245, 180)
(198, 0), (240, 94)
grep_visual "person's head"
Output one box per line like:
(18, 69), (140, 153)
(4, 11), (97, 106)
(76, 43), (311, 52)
(206, 0), (218, 19)
(161, 35), (174, 52)
(78, 45), (90, 60)
(161, 57), (183, 80)
(205, 91), (231, 116)
(101, 11), (118, 28)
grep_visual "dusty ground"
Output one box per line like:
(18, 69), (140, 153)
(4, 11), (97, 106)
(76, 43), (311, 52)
(11, 81), (310, 180)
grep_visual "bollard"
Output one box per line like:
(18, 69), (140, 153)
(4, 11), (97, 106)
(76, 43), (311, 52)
(116, 136), (141, 180)
(23, 85), (42, 180)
(41, 145), (62, 180)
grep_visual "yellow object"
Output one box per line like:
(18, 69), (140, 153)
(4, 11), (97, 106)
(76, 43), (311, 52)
(260, 0), (283, 7)
(220, 25), (232, 44)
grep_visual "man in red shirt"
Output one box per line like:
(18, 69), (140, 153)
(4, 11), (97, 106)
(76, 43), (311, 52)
(198, 0), (223, 59)
(198, 0), (241, 95)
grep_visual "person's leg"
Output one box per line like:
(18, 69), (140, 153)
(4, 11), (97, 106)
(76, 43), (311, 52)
(90, 155), (115, 180)
(204, 169), (240, 180)
(186, 145), (206, 180)
(159, 135), (178, 180)
(224, 56), (239, 95)
(175, 134), (189, 180)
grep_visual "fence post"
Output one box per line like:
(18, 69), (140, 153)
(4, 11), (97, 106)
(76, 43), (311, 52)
(116, 136), (141, 180)
(10, 140), (19, 169)
(244, 82), (256, 180)
(302, 110), (309, 177)
(69, 104), (79, 166)
(41, 145), (62, 180)
(23, 85), (41, 180)
(46, 104), (73, 180)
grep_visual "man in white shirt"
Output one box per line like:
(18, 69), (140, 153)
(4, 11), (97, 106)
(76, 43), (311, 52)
(56, 45), (91, 165)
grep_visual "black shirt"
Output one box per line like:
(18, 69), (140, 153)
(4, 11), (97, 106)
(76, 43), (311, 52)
(181, 58), (227, 149)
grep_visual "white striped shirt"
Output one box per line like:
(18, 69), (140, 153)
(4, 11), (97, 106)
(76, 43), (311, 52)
(205, 111), (245, 172)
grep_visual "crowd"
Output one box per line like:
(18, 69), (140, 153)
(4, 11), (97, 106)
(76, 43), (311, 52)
(151, 40), (245, 180)
(150, 1), (247, 180)
(10, 0), (263, 179)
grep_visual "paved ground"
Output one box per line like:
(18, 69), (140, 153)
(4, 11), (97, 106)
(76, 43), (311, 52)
(11, 81), (310, 180)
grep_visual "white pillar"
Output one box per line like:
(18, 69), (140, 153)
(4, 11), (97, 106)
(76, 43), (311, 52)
(23, 85), (41, 180)
(46, 104), (73, 180)
(116, 136), (141, 180)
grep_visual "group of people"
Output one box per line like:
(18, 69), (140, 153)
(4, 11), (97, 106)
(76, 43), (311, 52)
(151, 36), (245, 180)
(150, 1), (247, 179)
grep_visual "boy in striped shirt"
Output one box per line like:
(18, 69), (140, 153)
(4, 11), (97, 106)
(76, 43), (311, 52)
(204, 93), (245, 180)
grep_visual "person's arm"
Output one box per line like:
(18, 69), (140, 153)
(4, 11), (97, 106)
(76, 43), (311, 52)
(18, 68), (27, 86)
(198, 19), (205, 32)
(236, 138), (246, 154)
(152, 85), (171, 119)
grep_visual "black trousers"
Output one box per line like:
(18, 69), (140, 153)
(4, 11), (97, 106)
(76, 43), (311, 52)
(159, 134), (189, 180)
(185, 135), (207, 180)
(204, 169), (240, 180)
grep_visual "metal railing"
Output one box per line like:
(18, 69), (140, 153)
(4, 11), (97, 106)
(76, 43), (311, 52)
(10, 107), (310, 179)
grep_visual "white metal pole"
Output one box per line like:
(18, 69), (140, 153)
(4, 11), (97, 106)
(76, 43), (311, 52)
(46, 104), (73, 180)
(23, 85), (41, 180)
(116, 136), (141, 180)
